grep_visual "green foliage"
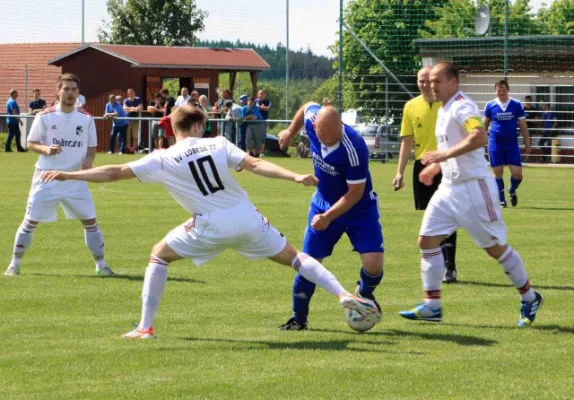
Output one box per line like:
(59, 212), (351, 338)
(97, 0), (207, 46)
(196, 39), (334, 80)
(538, 0), (574, 35)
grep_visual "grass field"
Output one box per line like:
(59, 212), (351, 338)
(1, 153), (573, 399)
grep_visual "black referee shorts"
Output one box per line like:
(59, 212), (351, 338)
(412, 159), (442, 211)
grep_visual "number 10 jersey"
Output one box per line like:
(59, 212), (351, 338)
(128, 136), (250, 214)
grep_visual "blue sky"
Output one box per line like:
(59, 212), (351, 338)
(0, 0), (552, 57)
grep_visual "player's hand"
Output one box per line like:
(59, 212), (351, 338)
(523, 144), (532, 154)
(295, 174), (318, 187)
(19, 120), (24, 126)
(422, 151), (448, 165)
(311, 213), (332, 231)
(392, 174), (404, 191)
(82, 161), (93, 170)
(40, 171), (69, 183)
(278, 129), (294, 151)
(418, 164), (440, 186)
(45, 144), (62, 155)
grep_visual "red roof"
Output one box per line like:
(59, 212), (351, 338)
(0, 43), (80, 105)
(49, 44), (270, 71)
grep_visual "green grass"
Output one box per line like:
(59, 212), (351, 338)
(1, 154), (573, 399)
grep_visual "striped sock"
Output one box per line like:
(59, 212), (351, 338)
(83, 223), (106, 268)
(421, 248), (445, 309)
(497, 246), (535, 302)
(10, 220), (37, 267)
(291, 253), (347, 298)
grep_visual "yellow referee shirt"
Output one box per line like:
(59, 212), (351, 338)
(400, 95), (441, 160)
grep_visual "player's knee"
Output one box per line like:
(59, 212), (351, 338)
(81, 218), (97, 226)
(485, 243), (508, 259)
(23, 219), (38, 227)
(418, 235), (443, 250)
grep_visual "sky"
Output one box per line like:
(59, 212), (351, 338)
(0, 0), (554, 57)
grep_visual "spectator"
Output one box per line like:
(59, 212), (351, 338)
(158, 115), (175, 147)
(224, 99), (243, 146)
(238, 94), (249, 149)
(255, 89), (272, 156)
(147, 92), (166, 150)
(523, 95), (540, 139)
(322, 98), (332, 106)
(539, 103), (558, 163)
(28, 89), (47, 115)
(239, 94), (249, 107)
(241, 97), (265, 158)
(212, 89), (233, 137)
(5, 89), (26, 152)
(175, 87), (190, 108)
(75, 92), (86, 110)
(123, 88), (143, 153)
(161, 88), (176, 116)
(198, 95), (213, 137)
(104, 94), (128, 155)
(189, 90), (201, 107)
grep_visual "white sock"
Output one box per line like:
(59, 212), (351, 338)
(139, 256), (169, 330)
(291, 253), (347, 297)
(11, 220), (37, 267)
(497, 246), (536, 302)
(421, 248), (445, 309)
(84, 223), (106, 268)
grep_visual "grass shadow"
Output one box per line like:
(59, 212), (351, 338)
(456, 280), (574, 292)
(181, 336), (398, 353)
(520, 207), (574, 211)
(443, 322), (574, 335)
(312, 328), (497, 347)
(26, 272), (205, 284)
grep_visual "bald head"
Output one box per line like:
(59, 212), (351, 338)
(417, 66), (433, 101)
(315, 106), (343, 146)
(430, 62), (460, 103)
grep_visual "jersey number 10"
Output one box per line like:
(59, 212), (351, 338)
(188, 155), (225, 196)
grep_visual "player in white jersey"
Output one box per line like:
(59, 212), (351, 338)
(399, 63), (543, 327)
(41, 105), (381, 339)
(4, 74), (113, 277)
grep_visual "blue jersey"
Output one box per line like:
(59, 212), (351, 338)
(484, 98), (525, 146)
(304, 103), (376, 215)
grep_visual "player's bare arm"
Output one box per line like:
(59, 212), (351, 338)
(83, 147), (97, 170)
(278, 102), (316, 150)
(423, 124), (487, 164)
(483, 116), (491, 132)
(518, 119), (532, 153)
(41, 164), (136, 183)
(27, 141), (62, 156)
(393, 135), (414, 190)
(311, 182), (365, 231)
(418, 162), (441, 186)
(238, 155), (318, 186)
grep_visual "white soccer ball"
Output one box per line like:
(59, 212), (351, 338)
(345, 308), (378, 332)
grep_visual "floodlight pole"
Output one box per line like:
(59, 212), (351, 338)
(504, 0), (509, 79)
(286, 0), (289, 119)
(81, 0), (85, 44)
(338, 0), (344, 113)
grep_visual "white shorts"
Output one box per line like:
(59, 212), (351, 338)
(420, 178), (507, 248)
(165, 202), (287, 266)
(25, 169), (97, 222)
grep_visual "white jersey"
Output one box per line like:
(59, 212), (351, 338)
(128, 136), (250, 214)
(28, 105), (97, 171)
(436, 91), (492, 184)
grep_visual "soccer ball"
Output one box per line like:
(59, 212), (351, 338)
(345, 308), (378, 332)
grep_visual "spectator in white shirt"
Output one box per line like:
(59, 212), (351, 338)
(175, 87), (191, 108)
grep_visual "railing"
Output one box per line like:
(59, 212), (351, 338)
(2, 113), (573, 164)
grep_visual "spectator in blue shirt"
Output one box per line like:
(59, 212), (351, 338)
(123, 88), (143, 153)
(104, 94), (128, 154)
(28, 89), (47, 115)
(539, 103), (558, 163)
(242, 97), (265, 157)
(5, 89), (26, 152)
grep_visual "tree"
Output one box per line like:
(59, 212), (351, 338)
(538, 0), (574, 35)
(97, 0), (207, 46)
(337, 0), (449, 120)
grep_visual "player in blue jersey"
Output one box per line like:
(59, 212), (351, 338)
(277, 104), (384, 330)
(483, 80), (531, 208)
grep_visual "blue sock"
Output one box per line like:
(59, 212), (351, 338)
(495, 178), (506, 203)
(509, 176), (522, 194)
(292, 274), (316, 323)
(359, 267), (383, 298)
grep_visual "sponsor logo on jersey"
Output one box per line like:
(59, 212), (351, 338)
(173, 145), (210, 163)
(76, 126), (83, 135)
(52, 138), (84, 148)
(311, 151), (338, 176)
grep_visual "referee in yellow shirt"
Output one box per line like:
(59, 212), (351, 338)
(392, 66), (459, 283)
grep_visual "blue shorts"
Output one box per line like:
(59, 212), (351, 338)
(489, 144), (522, 167)
(302, 201), (384, 259)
